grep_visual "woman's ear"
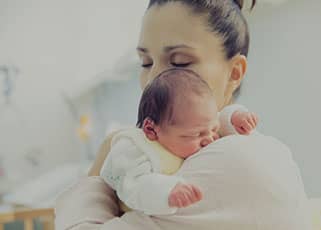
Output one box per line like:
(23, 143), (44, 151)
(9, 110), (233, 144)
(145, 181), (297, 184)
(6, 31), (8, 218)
(230, 54), (247, 84)
(224, 55), (247, 104)
(142, 118), (158, 141)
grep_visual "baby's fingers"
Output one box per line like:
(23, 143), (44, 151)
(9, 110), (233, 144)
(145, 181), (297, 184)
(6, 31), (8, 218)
(181, 185), (194, 204)
(169, 192), (184, 207)
(181, 185), (198, 205)
(246, 114), (256, 129)
(178, 196), (187, 207)
(184, 185), (201, 203)
(180, 186), (201, 206)
(235, 126), (247, 135)
(178, 194), (189, 207)
(240, 121), (252, 134)
(253, 113), (259, 125)
(191, 185), (203, 201)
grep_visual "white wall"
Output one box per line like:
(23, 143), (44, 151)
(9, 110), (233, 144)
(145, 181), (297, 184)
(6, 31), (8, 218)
(0, 0), (148, 189)
(240, 0), (321, 197)
(0, 0), (80, 187)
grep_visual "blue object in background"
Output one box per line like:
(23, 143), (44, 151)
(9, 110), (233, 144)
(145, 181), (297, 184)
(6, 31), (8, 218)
(0, 65), (19, 106)
(4, 220), (42, 230)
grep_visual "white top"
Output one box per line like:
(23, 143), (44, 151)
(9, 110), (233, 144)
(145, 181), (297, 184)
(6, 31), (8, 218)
(100, 104), (248, 215)
(55, 132), (312, 230)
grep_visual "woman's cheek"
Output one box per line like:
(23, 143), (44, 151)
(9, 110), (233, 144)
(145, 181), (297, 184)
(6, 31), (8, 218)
(139, 72), (148, 89)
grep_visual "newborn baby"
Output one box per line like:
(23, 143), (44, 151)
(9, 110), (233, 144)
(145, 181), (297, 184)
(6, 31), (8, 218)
(100, 68), (258, 215)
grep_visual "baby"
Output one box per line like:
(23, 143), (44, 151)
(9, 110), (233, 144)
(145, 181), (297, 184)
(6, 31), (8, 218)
(100, 68), (258, 215)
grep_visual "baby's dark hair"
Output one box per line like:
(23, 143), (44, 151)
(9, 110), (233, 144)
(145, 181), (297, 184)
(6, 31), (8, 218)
(136, 68), (213, 128)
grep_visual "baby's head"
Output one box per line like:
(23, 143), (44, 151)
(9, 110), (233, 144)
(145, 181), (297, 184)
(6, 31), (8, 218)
(136, 68), (220, 159)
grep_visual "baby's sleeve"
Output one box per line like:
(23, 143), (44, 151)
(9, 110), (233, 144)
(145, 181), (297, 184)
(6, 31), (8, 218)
(100, 137), (184, 215)
(218, 104), (249, 137)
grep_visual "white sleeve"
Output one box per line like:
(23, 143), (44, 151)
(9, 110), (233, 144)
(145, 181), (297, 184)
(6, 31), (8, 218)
(218, 104), (249, 137)
(100, 137), (184, 215)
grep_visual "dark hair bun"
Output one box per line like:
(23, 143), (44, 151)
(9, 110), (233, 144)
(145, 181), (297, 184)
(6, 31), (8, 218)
(233, 0), (256, 10)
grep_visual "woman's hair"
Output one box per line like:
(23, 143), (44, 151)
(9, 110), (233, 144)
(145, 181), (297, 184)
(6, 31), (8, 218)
(147, 0), (256, 59)
(136, 68), (213, 128)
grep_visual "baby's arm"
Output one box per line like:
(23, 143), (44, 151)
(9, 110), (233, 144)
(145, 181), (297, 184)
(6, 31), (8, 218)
(100, 137), (201, 215)
(219, 104), (258, 137)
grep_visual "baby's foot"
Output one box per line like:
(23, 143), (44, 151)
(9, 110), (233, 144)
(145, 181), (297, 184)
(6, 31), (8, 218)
(168, 183), (203, 208)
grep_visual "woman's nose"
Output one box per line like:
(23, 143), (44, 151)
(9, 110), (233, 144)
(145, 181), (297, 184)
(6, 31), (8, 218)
(147, 65), (167, 82)
(200, 136), (214, 147)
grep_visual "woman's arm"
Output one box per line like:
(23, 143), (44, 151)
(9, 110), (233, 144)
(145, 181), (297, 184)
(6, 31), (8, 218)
(88, 130), (120, 176)
(55, 177), (160, 230)
(55, 130), (126, 230)
(55, 177), (120, 230)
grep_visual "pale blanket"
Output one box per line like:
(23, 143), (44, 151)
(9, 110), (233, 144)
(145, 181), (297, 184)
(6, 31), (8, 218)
(55, 133), (312, 230)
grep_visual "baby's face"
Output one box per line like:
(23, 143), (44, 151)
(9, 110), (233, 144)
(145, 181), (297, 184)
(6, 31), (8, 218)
(155, 95), (220, 159)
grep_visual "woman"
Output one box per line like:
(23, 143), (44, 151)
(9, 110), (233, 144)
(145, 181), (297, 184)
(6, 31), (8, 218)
(55, 1), (312, 229)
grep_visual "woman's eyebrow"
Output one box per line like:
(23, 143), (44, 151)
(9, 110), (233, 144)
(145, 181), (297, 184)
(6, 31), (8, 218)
(163, 44), (194, 52)
(136, 44), (194, 53)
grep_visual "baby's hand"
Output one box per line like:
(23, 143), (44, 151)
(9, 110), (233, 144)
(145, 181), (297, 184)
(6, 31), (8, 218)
(231, 111), (259, 135)
(168, 183), (202, 208)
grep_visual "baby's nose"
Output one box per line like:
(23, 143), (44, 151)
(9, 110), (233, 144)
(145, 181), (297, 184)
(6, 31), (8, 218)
(200, 136), (214, 147)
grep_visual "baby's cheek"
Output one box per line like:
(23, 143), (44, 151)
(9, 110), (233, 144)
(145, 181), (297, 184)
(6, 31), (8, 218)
(183, 142), (201, 158)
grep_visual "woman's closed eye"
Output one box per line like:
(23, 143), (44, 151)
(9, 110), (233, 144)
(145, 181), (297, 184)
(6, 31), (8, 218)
(141, 62), (153, 68)
(139, 55), (153, 68)
(170, 53), (194, 68)
(171, 62), (191, 67)
(142, 61), (191, 68)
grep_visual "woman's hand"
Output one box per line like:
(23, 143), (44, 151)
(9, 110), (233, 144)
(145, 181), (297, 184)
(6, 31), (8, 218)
(231, 111), (259, 135)
(168, 183), (203, 208)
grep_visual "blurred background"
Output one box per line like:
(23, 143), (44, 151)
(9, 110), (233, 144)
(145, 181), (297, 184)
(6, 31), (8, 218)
(0, 0), (320, 229)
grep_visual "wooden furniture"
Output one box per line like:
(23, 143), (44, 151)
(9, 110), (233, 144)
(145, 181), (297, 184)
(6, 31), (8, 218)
(0, 208), (54, 230)
(310, 198), (321, 230)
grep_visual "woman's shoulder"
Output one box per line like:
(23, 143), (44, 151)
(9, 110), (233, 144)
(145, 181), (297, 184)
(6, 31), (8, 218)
(183, 133), (295, 174)
(88, 128), (134, 176)
(201, 133), (290, 155)
(175, 133), (311, 229)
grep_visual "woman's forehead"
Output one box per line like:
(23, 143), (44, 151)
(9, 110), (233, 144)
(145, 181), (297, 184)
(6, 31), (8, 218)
(138, 2), (221, 52)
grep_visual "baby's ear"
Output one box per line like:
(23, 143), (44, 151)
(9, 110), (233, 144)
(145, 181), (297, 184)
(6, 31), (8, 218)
(142, 118), (158, 141)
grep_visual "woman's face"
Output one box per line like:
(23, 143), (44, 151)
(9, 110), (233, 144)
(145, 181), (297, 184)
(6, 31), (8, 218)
(137, 2), (236, 110)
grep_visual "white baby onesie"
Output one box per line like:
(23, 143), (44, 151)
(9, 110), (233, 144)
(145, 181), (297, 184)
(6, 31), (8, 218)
(100, 104), (249, 215)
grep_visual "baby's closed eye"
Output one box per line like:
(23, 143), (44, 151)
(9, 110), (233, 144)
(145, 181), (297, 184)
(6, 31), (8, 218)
(181, 133), (200, 139)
